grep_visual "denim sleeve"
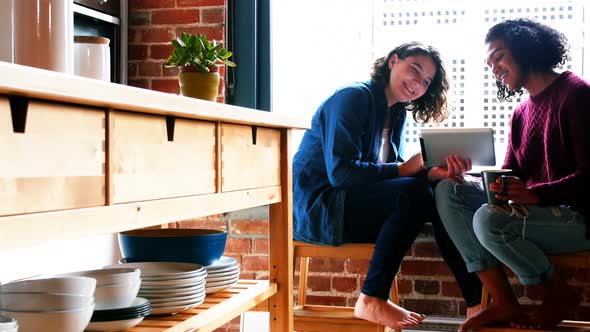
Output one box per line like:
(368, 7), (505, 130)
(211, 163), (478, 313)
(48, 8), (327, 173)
(319, 87), (399, 188)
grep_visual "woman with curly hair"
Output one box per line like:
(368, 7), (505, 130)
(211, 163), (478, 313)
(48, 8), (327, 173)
(435, 18), (590, 331)
(293, 41), (482, 329)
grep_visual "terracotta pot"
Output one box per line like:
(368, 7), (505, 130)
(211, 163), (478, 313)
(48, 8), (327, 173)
(178, 71), (220, 101)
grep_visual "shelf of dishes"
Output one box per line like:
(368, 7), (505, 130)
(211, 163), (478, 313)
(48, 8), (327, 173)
(129, 280), (276, 332)
(0, 261), (275, 332)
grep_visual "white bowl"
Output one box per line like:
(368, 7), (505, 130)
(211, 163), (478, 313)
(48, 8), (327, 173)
(58, 268), (140, 286)
(85, 316), (144, 332)
(0, 315), (18, 332)
(0, 277), (96, 297)
(0, 292), (93, 312)
(94, 281), (140, 310)
(0, 304), (94, 332)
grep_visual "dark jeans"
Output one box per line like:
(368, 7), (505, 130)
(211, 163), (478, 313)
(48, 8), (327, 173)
(343, 176), (482, 307)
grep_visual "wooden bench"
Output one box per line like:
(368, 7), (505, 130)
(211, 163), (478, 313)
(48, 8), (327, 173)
(293, 241), (401, 332)
(479, 251), (590, 332)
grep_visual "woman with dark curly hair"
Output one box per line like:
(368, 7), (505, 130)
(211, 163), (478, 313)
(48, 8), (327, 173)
(435, 18), (590, 331)
(293, 41), (483, 328)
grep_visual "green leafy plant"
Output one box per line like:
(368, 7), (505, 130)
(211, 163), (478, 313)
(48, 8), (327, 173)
(166, 32), (236, 72)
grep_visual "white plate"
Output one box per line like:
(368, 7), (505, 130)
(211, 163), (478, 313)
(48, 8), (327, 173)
(205, 257), (238, 271)
(85, 316), (144, 331)
(150, 294), (205, 308)
(205, 281), (239, 294)
(148, 291), (205, 303)
(149, 299), (204, 316)
(206, 264), (240, 276)
(139, 288), (204, 299)
(140, 275), (205, 288)
(206, 276), (240, 288)
(104, 262), (204, 278)
(141, 270), (206, 281)
(138, 284), (203, 295)
(206, 272), (240, 283)
(207, 264), (240, 276)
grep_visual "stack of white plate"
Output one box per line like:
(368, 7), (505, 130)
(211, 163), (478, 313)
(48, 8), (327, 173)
(104, 262), (206, 315)
(205, 257), (241, 294)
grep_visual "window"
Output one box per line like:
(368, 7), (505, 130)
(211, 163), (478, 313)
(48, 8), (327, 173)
(271, 0), (587, 164)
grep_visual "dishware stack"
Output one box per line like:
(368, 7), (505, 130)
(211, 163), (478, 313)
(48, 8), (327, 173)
(85, 297), (151, 331)
(0, 277), (96, 332)
(204, 256), (241, 294)
(57, 268), (141, 310)
(0, 315), (18, 332)
(104, 262), (207, 315)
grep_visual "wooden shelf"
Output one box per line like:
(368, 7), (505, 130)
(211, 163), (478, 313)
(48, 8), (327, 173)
(0, 62), (300, 332)
(0, 187), (281, 251)
(128, 280), (276, 332)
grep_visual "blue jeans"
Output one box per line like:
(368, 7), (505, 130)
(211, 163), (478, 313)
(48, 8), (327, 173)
(344, 176), (482, 306)
(435, 179), (590, 285)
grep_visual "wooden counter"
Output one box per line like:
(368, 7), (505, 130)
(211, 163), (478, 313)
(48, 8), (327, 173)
(0, 62), (309, 332)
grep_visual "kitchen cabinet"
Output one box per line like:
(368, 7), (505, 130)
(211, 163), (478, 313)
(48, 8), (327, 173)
(0, 62), (309, 332)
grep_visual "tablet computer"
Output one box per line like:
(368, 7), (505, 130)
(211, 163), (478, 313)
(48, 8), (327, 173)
(419, 128), (496, 167)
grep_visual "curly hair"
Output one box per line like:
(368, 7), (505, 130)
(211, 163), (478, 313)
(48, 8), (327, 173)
(370, 42), (449, 124)
(485, 18), (569, 101)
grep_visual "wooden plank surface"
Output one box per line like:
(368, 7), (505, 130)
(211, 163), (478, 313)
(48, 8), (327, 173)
(0, 62), (310, 130)
(221, 123), (281, 192)
(109, 111), (216, 203)
(268, 128), (294, 332)
(1, 98), (105, 215)
(0, 186), (281, 251)
(126, 280), (277, 332)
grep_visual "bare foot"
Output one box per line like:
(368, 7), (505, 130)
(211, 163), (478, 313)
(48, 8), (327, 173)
(459, 303), (521, 332)
(510, 287), (580, 329)
(466, 304), (482, 319)
(354, 293), (425, 329)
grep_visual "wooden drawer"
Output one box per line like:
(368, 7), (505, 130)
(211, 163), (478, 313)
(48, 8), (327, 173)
(221, 123), (280, 192)
(109, 111), (216, 203)
(0, 97), (106, 216)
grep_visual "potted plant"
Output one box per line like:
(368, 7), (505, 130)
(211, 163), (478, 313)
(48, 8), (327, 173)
(166, 32), (236, 101)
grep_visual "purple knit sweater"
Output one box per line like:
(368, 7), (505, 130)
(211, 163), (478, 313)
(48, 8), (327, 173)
(502, 71), (590, 217)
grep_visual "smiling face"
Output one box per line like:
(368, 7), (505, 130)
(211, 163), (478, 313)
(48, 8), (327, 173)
(486, 38), (526, 91)
(386, 54), (436, 105)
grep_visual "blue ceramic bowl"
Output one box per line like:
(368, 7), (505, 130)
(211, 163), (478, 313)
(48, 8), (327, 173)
(118, 229), (228, 266)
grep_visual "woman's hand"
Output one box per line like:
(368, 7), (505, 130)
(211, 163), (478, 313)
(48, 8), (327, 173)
(490, 176), (540, 205)
(398, 152), (425, 177)
(427, 155), (472, 181)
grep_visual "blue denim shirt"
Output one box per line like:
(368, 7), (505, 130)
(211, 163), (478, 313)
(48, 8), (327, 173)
(293, 80), (407, 245)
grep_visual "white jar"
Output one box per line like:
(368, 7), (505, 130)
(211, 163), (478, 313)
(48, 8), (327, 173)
(13, 0), (73, 74)
(74, 36), (111, 82)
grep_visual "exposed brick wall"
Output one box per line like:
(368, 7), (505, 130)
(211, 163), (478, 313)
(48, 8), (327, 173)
(128, 0), (227, 101)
